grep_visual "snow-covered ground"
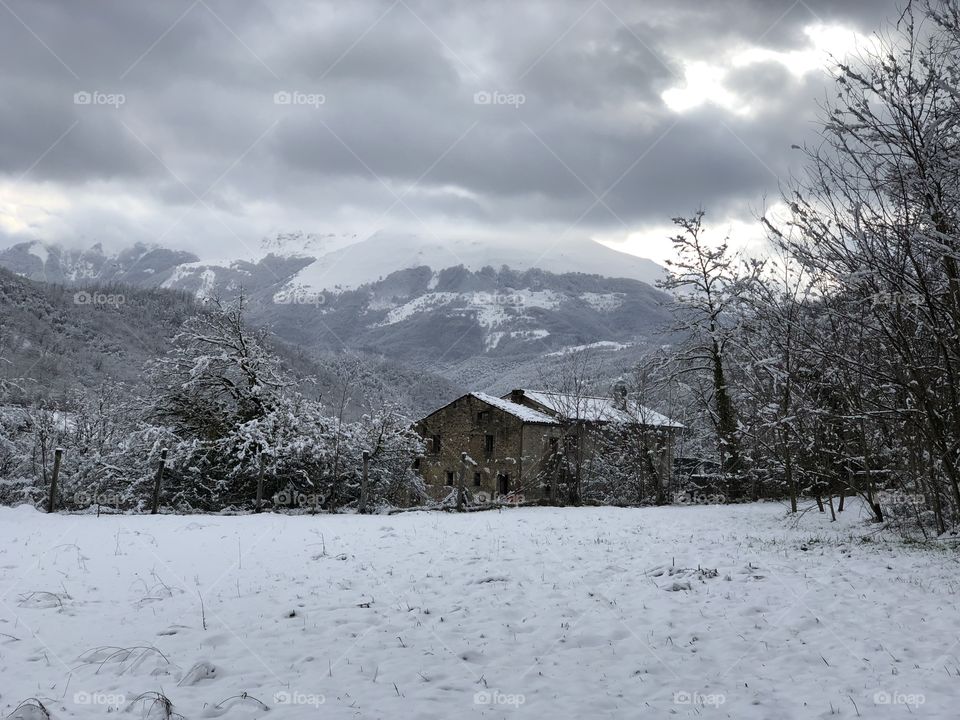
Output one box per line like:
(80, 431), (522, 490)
(2, 502), (958, 719)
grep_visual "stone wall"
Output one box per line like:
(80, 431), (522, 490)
(414, 395), (559, 502)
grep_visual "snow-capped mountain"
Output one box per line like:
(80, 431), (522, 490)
(258, 231), (361, 258)
(0, 240), (198, 286)
(0, 233), (671, 389)
(279, 231), (665, 293)
(0, 231), (665, 297)
(251, 264), (673, 392)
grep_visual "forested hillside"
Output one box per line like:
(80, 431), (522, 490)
(0, 268), (462, 416)
(0, 268), (197, 404)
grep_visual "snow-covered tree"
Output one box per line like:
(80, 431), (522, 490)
(659, 212), (759, 494)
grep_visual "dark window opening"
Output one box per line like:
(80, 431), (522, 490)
(446, 470), (455, 484)
(477, 410), (490, 423)
(413, 458), (421, 470)
(474, 472), (482, 487)
(498, 473), (510, 495)
(485, 434), (495, 453)
(431, 435), (441, 453)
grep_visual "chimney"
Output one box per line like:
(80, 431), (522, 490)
(510, 389), (525, 405)
(612, 382), (628, 411)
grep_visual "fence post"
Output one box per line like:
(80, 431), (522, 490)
(359, 450), (370, 514)
(150, 448), (168, 515)
(457, 452), (467, 512)
(46, 448), (63, 513)
(255, 454), (266, 513)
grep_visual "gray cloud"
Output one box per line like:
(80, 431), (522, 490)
(0, 0), (897, 258)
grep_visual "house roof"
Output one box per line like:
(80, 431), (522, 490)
(417, 391), (560, 425)
(513, 389), (684, 428)
(416, 390), (682, 429)
(469, 392), (560, 424)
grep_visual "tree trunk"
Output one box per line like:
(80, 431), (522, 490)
(46, 448), (63, 513)
(550, 451), (560, 506)
(784, 441), (797, 513)
(359, 450), (370, 514)
(254, 455), (266, 513)
(150, 448), (168, 514)
(711, 340), (743, 488)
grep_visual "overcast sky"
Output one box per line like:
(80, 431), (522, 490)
(0, 0), (896, 263)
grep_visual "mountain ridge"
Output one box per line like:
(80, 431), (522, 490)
(0, 235), (673, 396)
(0, 231), (665, 295)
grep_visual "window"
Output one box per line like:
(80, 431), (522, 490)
(412, 458), (421, 470)
(446, 470), (455, 484)
(474, 472), (482, 487)
(431, 435), (441, 453)
(485, 434), (495, 453)
(477, 410), (490, 423)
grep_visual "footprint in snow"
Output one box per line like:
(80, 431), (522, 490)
(738, 564), (766, 580)
(157, 623), (190, 636)
(200, 632), (233, 649)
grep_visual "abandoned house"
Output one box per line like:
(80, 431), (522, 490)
(413, 389), (683, 503)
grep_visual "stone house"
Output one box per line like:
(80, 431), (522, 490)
(413, 389), (683, 503)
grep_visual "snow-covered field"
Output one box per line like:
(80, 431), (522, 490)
(2, 502), (958, 719)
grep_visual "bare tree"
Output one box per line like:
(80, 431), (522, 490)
(765, 1), (960, 529)
(659, 212), (757, 492)
(536, 351), (605, 504)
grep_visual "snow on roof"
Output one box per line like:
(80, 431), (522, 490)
(632, 404), (684, 429)
(419, 390), (681, 428)
(517, 390), (684, 428)
(469, 392), (560, 424)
